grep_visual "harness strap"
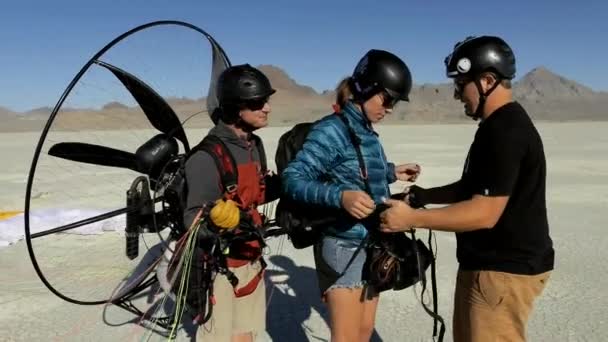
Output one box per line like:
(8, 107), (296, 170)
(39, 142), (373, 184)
(414, 229), (445, 342)
(324, 112), (374, 275)
(197, 135), (239, 196)
(335, 112), (371, 193)
(217, 246), (266, 298)
(195, 134), (267, 202)
(232, 258), (267, 298)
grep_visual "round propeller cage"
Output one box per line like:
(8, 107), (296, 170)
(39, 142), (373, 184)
(23, 20), (232, 311)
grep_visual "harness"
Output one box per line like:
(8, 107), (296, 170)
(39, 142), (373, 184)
(174, 133), (269, 324)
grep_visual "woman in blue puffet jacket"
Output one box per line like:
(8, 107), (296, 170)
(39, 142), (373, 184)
(282, 49), (421, 342)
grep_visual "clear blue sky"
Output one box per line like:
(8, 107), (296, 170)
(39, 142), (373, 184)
(1, 0), (606, 112)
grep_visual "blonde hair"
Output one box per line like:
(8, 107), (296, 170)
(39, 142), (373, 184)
(335, 77), (354, 109)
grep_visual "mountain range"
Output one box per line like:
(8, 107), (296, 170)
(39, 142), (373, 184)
(1, 65), (606, 132)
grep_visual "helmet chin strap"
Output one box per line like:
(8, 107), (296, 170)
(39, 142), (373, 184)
(470, 78), (501, 120)
(353, 98), (374, 127)
(352, 85), (380, 127)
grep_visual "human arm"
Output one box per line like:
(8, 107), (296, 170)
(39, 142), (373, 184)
(381, 127), (525, 232)
(183, 151), (222, 229)
(379, 195), (509, 233)
(281, 120), (375, 218)
(404, 180), (466, 207)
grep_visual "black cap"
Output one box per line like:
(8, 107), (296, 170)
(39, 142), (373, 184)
(351, 49), (412, 102)
(444, 36), (516, 80)
(217, 64), (276, 105)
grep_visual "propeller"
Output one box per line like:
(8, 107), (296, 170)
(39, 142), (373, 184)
(45, 34), (232, 175)
(47, 60), (187, 175)
(93, 60), (190, 152)
(24, 19), (235, 310)
(49, 142), (138, 172)
(206, 39), (231, 119)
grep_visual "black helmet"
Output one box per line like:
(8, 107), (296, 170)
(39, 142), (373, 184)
(350, 49), (412, 102)
(217, 64), (276, 106)
(444, 36), (516, 80)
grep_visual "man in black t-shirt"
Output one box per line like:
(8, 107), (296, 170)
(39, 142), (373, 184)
(380, 36), (553, 342)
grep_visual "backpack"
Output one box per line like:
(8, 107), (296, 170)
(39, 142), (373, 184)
(274, 120), (345, 249)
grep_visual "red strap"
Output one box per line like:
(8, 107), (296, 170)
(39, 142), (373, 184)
(213, 144), (235, 174)
(198, 136), (239, 195)
(233, 260), (266, 298)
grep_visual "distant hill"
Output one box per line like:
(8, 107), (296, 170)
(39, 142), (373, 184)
(515, 67), (596, 100)
(102, 102), (130, 111)
(257, 65), (318, 97)
(0, 106), (14, 116)
(513, 67), (608, 121)
(1, 65), (606, 132)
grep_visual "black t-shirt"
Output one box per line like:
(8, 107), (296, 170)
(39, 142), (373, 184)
(457, 101), (554, 275)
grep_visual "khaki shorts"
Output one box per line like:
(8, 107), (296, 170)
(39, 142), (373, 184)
(453, 269), (551, 342)
(196, 260), (266, 341)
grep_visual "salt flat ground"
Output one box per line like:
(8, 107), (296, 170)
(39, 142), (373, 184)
(0, 122), (606, 341)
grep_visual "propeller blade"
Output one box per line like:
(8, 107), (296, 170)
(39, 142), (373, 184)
(93, 60), (190, 152)
(206, 39), (231, 122)
(48, 142), (139, 172)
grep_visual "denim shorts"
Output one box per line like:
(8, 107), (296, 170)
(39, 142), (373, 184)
(313, 235), (369, 295)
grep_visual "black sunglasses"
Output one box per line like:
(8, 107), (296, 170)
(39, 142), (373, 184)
(453, 78), (472, 98)
(241, 96), (270, 111)
(381, 91), (399, 108)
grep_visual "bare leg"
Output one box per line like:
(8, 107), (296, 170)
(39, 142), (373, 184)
(359, 289), (380, 342)
(326, 287), (368, 342)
